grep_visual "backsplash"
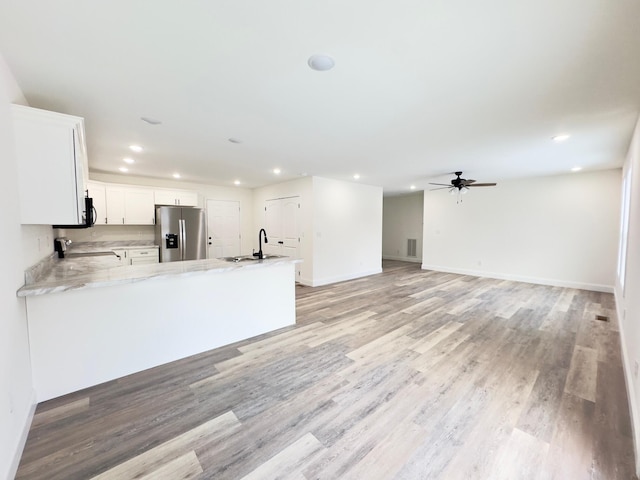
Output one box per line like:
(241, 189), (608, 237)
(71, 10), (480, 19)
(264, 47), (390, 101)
(55, 225), (155, 243)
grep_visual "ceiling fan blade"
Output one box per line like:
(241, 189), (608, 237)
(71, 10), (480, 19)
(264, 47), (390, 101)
(428, 183), (453, 187)
(430, 186), (453, 191)
(468, 183), (497, 187)
(465, 179), (476, 184)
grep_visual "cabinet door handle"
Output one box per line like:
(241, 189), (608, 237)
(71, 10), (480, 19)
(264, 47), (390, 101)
(122, 217), (125, 224)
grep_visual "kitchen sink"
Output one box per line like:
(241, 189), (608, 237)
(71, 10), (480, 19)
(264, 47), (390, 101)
(222, 254), (288, 263)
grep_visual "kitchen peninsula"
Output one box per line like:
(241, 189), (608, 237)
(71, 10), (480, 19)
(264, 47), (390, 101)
(19, 251), (300, 401)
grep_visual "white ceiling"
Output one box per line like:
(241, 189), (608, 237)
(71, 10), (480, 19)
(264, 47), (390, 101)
(1, 1), (639, 194)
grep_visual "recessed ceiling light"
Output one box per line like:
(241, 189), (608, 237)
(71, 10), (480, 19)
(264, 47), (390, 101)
(571, 166), (583, 172)
(118, 167), (129, 173)
(129, 145), (143, 153)
(308, 54), (335, 71)
(552, 134), (570, 142)
(353, 174), (360, 180)
(172, 173), (181, 179)
(123, 157), (135, 164)
(234, 180), (241, 186)
(141, 117), (162, 125)
(273, 168), (281, 175)
(410, 185), (416, 190)
(228, 138), (242, 144)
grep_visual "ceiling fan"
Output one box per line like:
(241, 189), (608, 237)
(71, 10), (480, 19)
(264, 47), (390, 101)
(429, 171), (497, 197)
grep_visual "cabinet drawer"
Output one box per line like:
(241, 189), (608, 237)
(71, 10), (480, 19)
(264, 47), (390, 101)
(128, 248), (158, 259)
(130, 256), (158, 265)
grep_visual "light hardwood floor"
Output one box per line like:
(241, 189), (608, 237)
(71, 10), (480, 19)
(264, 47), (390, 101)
(16, 261), (637, 479)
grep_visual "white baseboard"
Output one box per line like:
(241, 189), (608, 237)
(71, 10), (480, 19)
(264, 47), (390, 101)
(615, 291), (640, 478)
(420, 264), (614, 293)
(382, 255), (421, 263)
(310, 268), (383, 287)
(7, 389), (37, 480)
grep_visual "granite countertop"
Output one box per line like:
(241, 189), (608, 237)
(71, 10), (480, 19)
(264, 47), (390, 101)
(19, 250), (299, 297)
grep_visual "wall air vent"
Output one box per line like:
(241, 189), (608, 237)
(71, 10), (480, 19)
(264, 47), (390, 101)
(407, 238), (417, 257)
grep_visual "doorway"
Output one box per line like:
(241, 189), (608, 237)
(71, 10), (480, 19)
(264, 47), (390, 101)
(206, 199), (240, 258)
(265, 196), (300, 278)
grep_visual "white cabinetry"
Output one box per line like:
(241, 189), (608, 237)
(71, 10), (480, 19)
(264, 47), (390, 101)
(111, 247), (158, 265)
(105, 185), (155, 225)
(128, 248), (159, 265)
(154, 189), (198, 207)
(12, 104), (88, 225)
(124, 188), (155, 225)
(87, 181), (107, 225)
(105, 186), (125, 225)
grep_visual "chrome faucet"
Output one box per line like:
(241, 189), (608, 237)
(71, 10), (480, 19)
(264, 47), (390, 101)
(253, 228), (268, 259)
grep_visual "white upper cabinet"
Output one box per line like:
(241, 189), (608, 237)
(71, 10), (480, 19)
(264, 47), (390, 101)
(123, 188), (155, 225)
(87, 181), (107, 225)
(105, 186), (126, 225)
(154, 189), (198, 207)
(12, 104), (89, 225)
(105, 185), (154, 225)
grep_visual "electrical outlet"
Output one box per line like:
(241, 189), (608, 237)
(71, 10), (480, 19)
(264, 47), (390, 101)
(634, 360), (639, 379)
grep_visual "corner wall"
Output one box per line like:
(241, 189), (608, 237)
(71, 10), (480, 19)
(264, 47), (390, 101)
(252, 177), (314, 284)
(0, 52), (37, 480)
(615, 115), (640, 476)
(422, 169), (621, 291)
(312, 177), (382, 286)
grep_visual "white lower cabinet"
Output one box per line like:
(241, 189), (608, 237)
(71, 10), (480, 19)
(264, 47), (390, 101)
(112, 248), (158, 266)
(112, 249), (128, 265)
(129, 248), (159, 265)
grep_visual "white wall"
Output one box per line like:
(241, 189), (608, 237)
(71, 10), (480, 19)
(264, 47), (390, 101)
(312, 177), (383, 286)
(252, 176), (383, 286)
(383, 192), (423, 262)
(252, 176), (314, 284)
(616, 116), (640, 476)
(0, 53), (38, 480)
(422, 169), (621, 291)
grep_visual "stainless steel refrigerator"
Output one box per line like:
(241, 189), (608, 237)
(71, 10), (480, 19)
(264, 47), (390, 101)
(155, 206), (207, 262)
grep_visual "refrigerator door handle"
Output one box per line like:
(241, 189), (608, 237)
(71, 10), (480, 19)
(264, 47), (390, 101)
(179, 218), (186, 261)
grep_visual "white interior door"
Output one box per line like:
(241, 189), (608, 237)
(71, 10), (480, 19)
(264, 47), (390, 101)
(206, 200), (240, 258)
(281, 197), (299, 259)
(264, 199), (283, 256)
(264, 196), (300, 279)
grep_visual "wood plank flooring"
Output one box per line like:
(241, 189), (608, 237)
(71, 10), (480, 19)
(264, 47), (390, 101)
(15, 260), (637, 479)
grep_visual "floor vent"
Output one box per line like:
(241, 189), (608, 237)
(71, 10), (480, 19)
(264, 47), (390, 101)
(595, 314), (609, 322)
(407, 239), (417, 257)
